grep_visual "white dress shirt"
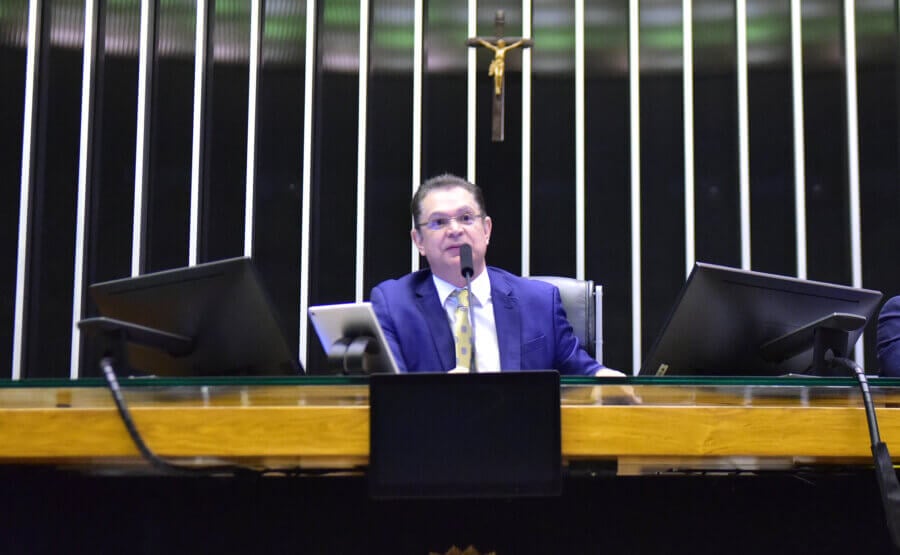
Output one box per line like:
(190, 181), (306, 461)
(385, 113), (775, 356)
(432, 271), (501, 372)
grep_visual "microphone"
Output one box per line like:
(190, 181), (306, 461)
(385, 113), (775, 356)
(459, 243), (474, 278)
(459, 244), (477, 373)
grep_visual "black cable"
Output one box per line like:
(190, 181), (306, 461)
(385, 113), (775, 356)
(99, 356), (256, 477)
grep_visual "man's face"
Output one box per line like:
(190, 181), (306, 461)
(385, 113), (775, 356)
(411, 186), (492, 287)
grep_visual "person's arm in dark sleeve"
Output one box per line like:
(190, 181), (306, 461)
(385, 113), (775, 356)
(370, 284), (409, 373)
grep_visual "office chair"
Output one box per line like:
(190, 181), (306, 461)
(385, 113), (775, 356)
(529, 276), (602, 363)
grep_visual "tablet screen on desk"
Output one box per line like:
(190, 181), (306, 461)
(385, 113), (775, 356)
(308, 302), (400, 375)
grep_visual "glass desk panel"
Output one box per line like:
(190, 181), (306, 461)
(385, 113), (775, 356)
(1, 376), (899, 475)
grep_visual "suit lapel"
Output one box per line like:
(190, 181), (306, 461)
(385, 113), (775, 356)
(490, 269), (521, 370)
(414, 276), (455, 371)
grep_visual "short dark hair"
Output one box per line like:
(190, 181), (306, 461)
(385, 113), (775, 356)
(410, 174), (487, 226)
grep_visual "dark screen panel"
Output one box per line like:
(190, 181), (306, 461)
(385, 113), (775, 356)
(531, 72), (576, 277)
(88, 1), (139, 287)
(531, 0), (576, 277)
(0, 0), (28, 378)
(584, 0), (631, 372)
(202, 2), (250, 263)
(253, 0), (308, 363)
(802, 0), (850, 286)
(363, 0), (415, 293)
(370, 372), (561, 498)
(306, 0), (360, 368)
(639, 0), (685, 361)
(692, 0), (740, 268)
(747, 0), (795, 276)
(857, 0), (900, 369)
(145, 0), (194, 272)
(80, 0), (141, 376)
(24, 0), (84, 377)
(422, 0), (466, 179)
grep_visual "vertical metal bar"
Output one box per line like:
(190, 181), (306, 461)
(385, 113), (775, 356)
(355, 0), (369, 302)
(132, 0), (154, 276)
(629, 0), (641, 374)
(842, 0), (864, 362)
(683, 0), (694, 277)
(791, 0), (807, 278)
(521, 0), (532, 277)
(466, 0), (477, 182)
(189, 0), (209, 266)
(736, 0), (751, 270)
(574, 0), (585, 280)
(299, 0), (316, 367)
(70, 0), (100, 378)
(595, 285), (603, 364)
(411, 0), (423, 271)
(13, 0), (43, 380)
(244, 0), (262, 258)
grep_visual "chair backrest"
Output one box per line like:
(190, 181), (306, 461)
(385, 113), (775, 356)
(529, 276), (599, 361)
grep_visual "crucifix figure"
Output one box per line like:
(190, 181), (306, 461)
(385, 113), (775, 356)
(467, 11), (533, 142)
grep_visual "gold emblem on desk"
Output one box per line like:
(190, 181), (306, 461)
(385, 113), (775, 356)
(429, 546), (496, 555)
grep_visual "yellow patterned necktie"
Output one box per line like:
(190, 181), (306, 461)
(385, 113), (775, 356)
(452, 289), (472, 370)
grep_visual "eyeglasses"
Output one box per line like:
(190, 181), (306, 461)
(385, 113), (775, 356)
(417, 213), (484, 231)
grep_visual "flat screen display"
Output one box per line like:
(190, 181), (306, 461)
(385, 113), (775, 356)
(640, 262), (883, 376)
(369, 371), (561, 498)
(88, 257), (300, 377)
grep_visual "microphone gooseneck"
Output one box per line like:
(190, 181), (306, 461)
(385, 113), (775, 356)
(827, 352), (900, 550)
(459, 244), (477, 373)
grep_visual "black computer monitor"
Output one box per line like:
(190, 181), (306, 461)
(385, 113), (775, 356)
(639, 262), (883, 376)
(82, 257), (301, 377)
(369, 371), (561, 498)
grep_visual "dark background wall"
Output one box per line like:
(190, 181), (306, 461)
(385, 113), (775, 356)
(0, 0), (898, 378)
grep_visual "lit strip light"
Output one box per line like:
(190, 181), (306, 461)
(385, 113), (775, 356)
(842, 0), (864, 362)
(466, 0), (477, 182)
(574, 0), (585, 280)
(70, 0), (99, 378)
(132, 0), (154, 276)
(682, 0), (694, 277)
(189, 0), (209, 266)
(12, 0), (41, 380)
(355, 0), (369, 301)
(244, 0), (262, 257)
(790, 0), (807, 278)
(299, 0), (316, 367)
(521, 0), (532, 277)
(629, 0), (641, 374)
(736, 0), (751, 269)
(411, 0), (423, 272)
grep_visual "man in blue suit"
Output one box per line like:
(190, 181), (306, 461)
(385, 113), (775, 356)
(370, 174), (621, 376)
(877, 296), (900, 376)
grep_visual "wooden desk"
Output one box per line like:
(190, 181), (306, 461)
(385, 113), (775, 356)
(2, 377), (899, 473)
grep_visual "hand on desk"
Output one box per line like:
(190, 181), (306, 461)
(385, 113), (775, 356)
(594, 367), (627, 378)
(591, 366), (641, 405)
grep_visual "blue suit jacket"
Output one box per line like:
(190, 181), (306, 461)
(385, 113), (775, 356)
(370, 267), (601, 376)
(877, 295), (900, 376)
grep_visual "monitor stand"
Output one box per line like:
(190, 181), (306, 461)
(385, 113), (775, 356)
(79, 316), (194, 374)
(759, 312), (867, 376)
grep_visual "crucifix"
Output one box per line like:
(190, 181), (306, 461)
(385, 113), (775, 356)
(467, 11), (533, 142)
